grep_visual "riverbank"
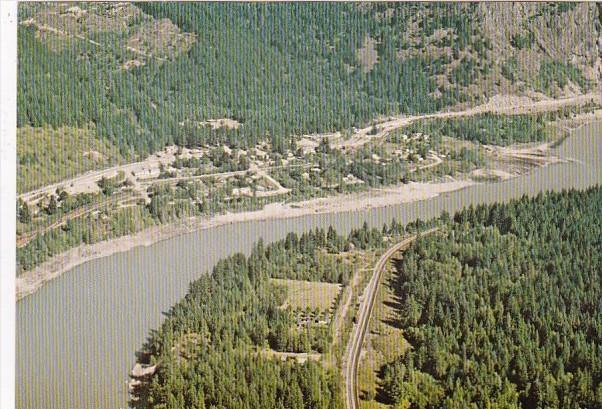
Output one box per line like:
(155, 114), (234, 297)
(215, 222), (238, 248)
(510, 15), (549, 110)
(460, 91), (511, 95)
(16, 120), (602, 409)
(16, 116), (601, 301)
(16, 178), (473, 300)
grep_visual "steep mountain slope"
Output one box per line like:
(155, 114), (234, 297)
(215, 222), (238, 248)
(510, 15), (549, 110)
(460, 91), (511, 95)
(17, 3), (601, 183)
(477, 3), (601, 96)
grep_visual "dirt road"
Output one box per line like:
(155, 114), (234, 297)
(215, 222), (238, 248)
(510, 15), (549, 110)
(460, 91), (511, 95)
(344, 228), (438, 409)
(16, 193), (131, 248)
(20, 93), (598, 203)
(335, 92), (600, 150)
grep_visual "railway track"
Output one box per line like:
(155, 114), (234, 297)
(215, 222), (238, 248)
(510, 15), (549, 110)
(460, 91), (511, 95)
(344, 228), (438, 409)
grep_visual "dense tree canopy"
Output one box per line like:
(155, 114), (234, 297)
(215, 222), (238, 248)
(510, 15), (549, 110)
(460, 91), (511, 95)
(382, 187), (602, 408)
(132, 185), (602, 408)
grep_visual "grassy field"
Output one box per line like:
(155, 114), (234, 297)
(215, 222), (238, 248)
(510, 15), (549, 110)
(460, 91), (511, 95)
(18, 125), (123, 193)
(257, 349), (322, 364)
(272, 278), (342, 311)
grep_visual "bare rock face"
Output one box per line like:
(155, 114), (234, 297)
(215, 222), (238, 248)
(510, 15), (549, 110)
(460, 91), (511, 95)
(477, 3), (601, 95)
(356, 36), (379, 73)
(478, 3), (598, 63)
(385, 3), (601, 100)
(19, 3), (196, 68)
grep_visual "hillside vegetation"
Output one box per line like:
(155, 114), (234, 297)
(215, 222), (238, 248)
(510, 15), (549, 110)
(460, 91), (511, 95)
(18, 2), (601, 164)
(130, 223), (408, 409)
(17, 125), (123, 191)
(15, 2), (602, 278)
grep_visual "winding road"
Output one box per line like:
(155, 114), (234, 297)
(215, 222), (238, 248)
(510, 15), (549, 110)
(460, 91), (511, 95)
(20, 92), (599, 204)
(344, 228), (438, 409)
(335, 92), (599, 150)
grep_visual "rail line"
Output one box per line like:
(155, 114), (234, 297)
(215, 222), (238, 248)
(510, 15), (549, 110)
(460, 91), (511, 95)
(344, 228), (438, 409)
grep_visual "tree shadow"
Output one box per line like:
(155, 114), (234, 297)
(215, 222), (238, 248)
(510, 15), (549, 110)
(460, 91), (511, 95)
(128, 328), (163, 409)
(369, 362), (396, 405)
(380, 257), (406, 329)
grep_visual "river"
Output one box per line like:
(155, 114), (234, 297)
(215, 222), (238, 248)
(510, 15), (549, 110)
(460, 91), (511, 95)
(16, 121), (602, 409)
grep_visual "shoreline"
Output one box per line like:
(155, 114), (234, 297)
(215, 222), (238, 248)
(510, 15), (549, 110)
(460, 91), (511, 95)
(17, 116), (602, 301)
(16, 179), (474, 301)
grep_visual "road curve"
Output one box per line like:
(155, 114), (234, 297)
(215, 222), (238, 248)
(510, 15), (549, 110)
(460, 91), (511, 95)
(344, 228), (439, 409)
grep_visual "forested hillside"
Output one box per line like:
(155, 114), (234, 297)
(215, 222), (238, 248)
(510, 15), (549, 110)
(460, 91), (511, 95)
(18, 2), (601, 163)
(16, 2), (602, 293)
(381, 187), (602, 408)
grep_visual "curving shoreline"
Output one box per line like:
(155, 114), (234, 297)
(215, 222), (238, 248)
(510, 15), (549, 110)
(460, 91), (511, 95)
(17, 115), (602, 301)
(15, 119), (602, 409)
(16, 179), (474, 300)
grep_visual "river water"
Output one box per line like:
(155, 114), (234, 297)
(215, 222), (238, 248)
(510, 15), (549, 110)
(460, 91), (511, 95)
(16, 122), (602, 409)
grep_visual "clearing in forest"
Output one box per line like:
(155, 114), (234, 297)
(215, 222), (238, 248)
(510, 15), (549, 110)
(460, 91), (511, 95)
(272, 278), (342, 312)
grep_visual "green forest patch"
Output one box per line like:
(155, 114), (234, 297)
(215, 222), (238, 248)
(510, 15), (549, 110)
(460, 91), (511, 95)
(129, 225), (399, 409)
(359, 251), (411, 408)
(403, 113), (550, 146)
(17, 3), (599, 162)
(535, 60), (588, 96)
(379, 188), (602, 408)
